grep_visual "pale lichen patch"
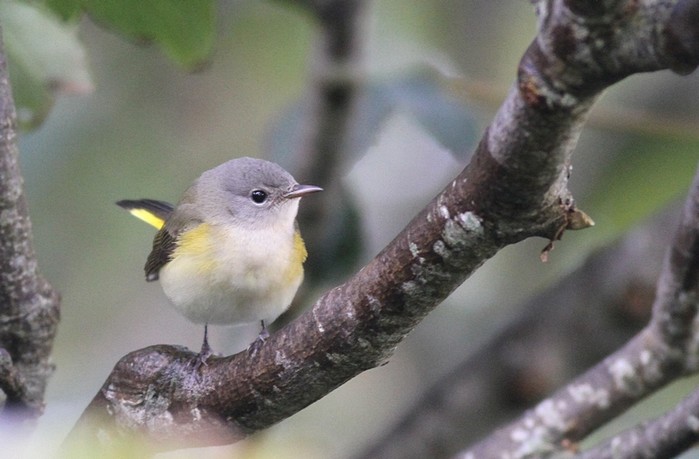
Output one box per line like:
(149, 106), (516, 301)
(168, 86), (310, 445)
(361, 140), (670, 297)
(409, 242), (420, 258)
(275, 350), (290, 369)
(511, 424), (557, 458)
(313, 307), (325, 333)
(511, 427), (529, 442)
(608, 358), (643, 395)
(433, 240), (449, 259)
(439, 205), (450, 220)
(687, 414), (699, 432)
(326, 353), (347, 365)
(401, 280), (420, 297)
(568, 383), (609, 409)
(457, 211), (483, 233)
(366, 295), (382, 314)
(524, 416), (536, 428)
(535, 399), (566, 431)
(611, 436), (623, 452)
(560, 92), (579, 108)
(442, 219), (468, 248)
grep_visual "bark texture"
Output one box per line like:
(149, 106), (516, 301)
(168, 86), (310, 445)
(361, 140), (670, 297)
(0, 27), (60, 423)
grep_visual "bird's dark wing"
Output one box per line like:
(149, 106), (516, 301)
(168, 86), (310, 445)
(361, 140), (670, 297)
(116, 199), (179, 281)
(145, 227), (176, 281)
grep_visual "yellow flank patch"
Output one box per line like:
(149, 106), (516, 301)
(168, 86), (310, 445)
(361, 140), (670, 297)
(128, 208), (166, 230)
(285, 230), (307, 283)
(174, 223), (217, 274)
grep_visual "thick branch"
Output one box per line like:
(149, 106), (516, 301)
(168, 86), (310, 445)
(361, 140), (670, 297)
(66, 0), (698, 452)
(460, 164), (699, 458)
(0, 26), (60, 421)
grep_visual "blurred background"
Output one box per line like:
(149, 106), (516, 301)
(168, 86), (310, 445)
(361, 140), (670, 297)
(7, 0), (699, 457)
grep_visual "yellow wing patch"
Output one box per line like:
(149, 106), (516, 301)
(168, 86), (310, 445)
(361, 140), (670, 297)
(127, 208), (166, 230)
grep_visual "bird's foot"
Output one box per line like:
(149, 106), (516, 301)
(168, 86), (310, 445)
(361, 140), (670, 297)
(247, 322), (269, 357)
(192, 327), (213, 371)
(192, 347), (212, 372)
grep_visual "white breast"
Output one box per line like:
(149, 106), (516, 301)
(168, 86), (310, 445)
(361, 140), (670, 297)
(159, 212), (303, 326)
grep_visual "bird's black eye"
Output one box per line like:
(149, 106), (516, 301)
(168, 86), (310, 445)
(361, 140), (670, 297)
(251, 189), (267, 204)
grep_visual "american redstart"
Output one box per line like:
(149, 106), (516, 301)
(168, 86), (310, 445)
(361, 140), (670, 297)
(117, 157), (322, 363)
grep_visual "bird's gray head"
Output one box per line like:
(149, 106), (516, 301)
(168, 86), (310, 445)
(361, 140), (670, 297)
(176, 157), (321, 229)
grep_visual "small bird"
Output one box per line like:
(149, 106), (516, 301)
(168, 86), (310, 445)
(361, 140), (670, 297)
(117, 157), (322, 363)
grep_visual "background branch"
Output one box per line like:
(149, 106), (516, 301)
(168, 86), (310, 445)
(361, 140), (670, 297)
(577, 384), (699, 459)
(0, 25), (60, 422)
(461, 163), (699, 458)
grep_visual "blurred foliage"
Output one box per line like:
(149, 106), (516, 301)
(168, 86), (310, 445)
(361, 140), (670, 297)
(39, 0), (215, 67)
(587, 138), (699, 241)
(2, 0), (214, 130)
(1, 0), (92, 129)
(43, 0), (215, 68)
(266, 66), (478, 166)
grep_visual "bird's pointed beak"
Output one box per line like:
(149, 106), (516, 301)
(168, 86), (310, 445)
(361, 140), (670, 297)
(284, 184), (323, 199)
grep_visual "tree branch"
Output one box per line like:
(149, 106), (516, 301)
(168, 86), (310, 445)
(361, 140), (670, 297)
(64, 0), (698, 453)
(0, 26), (60, 422)
(460, 163), (699, 458)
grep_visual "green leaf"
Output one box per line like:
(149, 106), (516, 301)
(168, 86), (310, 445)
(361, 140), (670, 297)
(2, 1), (93, 130)
(84, 0), (214, 69)
(43, 0), (215, 68)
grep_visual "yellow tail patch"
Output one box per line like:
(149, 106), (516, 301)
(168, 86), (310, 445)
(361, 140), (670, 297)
(127, 209), (166, 230)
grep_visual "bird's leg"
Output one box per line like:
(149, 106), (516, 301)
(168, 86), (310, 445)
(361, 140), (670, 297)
(247, 320), (269, 356)
(193, 324), (212, 370)
(201, 323), (213, 356)
(258, 320), (269, 341)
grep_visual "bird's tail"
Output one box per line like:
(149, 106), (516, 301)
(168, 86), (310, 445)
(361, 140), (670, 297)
(116, 199), (174, 230)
